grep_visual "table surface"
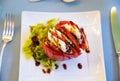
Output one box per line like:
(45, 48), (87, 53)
(0, 0), (120, 81)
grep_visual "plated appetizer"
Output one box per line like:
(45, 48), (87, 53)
(22, 18), (90, 73)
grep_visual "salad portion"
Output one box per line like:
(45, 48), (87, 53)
(22, 18), (58, 70)
(22, 18), (90, 74)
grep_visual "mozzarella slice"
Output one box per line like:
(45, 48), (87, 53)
(48, 29), (67, 52)
(63, 24), (82, 43)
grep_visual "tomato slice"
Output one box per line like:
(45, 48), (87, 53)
(56, 21), (89, 53)
(80, 28), (90, 52)
(49, 29), (69, 44)
(57, 27), (80, 53)
(42, 42), (55, 60)
(55, 21), (71, 29)
(42, 38), (81, 61)
(42, 42), (65, 61)
(62, 47), (80, 59)
(55, 21), (81, 32)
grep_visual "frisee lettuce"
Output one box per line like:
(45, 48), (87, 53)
(22, 18), (58, 69)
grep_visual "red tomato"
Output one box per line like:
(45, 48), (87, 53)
(42, 20), (90, 61)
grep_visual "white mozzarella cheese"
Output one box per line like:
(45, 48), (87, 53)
(48, 29), (67, 52)
(63, 24), (82, 42)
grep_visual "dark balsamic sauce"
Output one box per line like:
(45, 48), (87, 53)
(55, 64), (59, 69)
(86, 48), (90, 53)
(42, 69), (46, 74)
(47, 69), (51, 74)
(62, 64), (67, 70)
(77, 63), (82, 69)
(42, 69), (51, 74)
(35, 61), (40, 66)
(41, 62), (83, 74)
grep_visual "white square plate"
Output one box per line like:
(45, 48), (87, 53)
(19, 11), (106, 81)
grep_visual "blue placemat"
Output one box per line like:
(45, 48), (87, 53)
(0, 7), (2, 17)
